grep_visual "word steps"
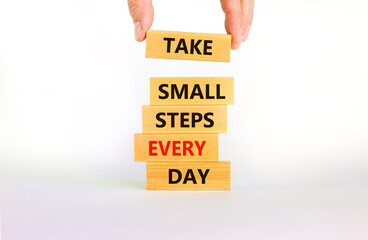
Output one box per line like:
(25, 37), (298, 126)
(142, 105), (227, 133)
(134, 30), (233, 190)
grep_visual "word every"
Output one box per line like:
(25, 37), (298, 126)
(163, 38), (213, 55)
(149, 141), (206, 156)
(156, 112), (214, 128)
(169, 169), (210, 184)
(158, 84), (225, 100)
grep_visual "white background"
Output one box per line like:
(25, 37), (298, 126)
(1, 0), (368, 239)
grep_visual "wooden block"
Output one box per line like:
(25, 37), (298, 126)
(134, 133), (218, 162)
(145, 30), (231, 62)
(150, 77), (234, 105)
(146, 161), (231, 190)
(142, 105), (227, 133)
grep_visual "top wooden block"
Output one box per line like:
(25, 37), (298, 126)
(145, 30), (231, 62)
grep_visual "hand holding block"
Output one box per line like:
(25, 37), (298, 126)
(146, 161), (231, 190)
(145, 30), (231, 62)
(134, 133), (218, 162)
(142, 105), (227, 133)
(150, 77), (234, 105)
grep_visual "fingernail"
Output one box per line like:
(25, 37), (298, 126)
(134, 22), (143, 41)
(242, 25), (251, 42)
(233, 40), (241, 50)
(233, 29), (242, 49)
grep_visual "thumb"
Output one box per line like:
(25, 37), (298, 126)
(128, 0), (154, 42)
(220, 0), (242, 50)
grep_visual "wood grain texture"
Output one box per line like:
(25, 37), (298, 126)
(146, 161), (231, 190)
(150, 77), (234, 105)
(145, 30), (231, 62)
(142, 105), (227, 133)
(134, 133), (218, 162)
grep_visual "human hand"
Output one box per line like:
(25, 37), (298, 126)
(127, 0), (254, 50)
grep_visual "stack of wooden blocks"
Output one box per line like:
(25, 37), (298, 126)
(134, 30), (234, 190)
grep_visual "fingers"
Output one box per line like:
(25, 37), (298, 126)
(128, 0), (154, 42)
(240, 0), (254, 42)
(220, 0), (242, 50)
(220, 0), (255, 49)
